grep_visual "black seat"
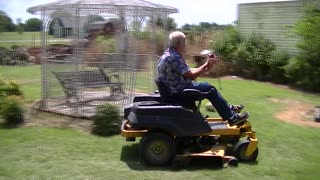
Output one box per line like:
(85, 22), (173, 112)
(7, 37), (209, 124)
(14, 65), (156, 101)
(155, 78), (208, 111)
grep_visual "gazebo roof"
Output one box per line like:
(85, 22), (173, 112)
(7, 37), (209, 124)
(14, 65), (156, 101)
(27, 0), (178, 16)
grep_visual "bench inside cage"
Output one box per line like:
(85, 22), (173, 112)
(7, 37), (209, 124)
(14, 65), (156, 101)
(52, 67), (126, 105)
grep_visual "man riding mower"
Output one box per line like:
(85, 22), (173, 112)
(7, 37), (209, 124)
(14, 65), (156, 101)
(120, 78), (258, 167)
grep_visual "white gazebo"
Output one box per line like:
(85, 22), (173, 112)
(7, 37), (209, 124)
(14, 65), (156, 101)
(27, 0), (178, 118)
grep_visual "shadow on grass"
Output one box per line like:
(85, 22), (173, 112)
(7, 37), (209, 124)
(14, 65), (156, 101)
(0, 122), (21, 129)
(120, 143), (258, 171)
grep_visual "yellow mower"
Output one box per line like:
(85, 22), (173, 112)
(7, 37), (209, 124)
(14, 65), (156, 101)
(121, 79), (258, 167)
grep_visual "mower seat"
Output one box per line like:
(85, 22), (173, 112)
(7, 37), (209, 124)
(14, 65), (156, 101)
(155, 78), (209, 111)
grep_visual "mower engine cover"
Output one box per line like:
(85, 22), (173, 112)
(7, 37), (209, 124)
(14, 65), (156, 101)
(126, 101), (212, 136)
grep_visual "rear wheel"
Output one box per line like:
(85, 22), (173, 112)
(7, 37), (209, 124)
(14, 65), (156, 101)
(140, 133), (176, 166)
(234, 140), (258, 162)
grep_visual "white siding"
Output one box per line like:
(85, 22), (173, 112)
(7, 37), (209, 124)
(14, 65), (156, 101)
(238, 0), (313, 56)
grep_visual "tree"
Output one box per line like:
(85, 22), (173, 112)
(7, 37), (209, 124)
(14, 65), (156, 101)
(24, 18), (42, 31)
(0, 11), (15, 32)
(200, 22), (211, 29)
(149, 17), (177, 31)
(180, 22), (228, 31)
(181, 23), (192, 30)
(285, 2), (320, 92)
(16, 18), (24, 38)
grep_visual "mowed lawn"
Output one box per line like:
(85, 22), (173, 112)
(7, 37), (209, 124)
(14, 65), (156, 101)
(0, 32), (69, 48)
(0, 65), (320, 179)
(0, 65), (41, 101)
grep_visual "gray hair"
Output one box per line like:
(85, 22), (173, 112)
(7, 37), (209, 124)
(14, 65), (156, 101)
(169, 31), (186, 48)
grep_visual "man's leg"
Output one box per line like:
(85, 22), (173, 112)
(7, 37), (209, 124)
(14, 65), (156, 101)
(187, 82), (234, 120)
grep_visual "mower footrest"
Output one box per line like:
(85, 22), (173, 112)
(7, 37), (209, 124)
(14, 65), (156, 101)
(209, 122), (228, 130)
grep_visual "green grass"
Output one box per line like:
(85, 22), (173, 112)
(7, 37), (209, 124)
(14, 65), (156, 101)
(0, 31), (42, 49)
(1, 65), (320, 179)
(0, 32), (70, 48)
(0, 32), (42, 41)
(0, 65), (41, 102)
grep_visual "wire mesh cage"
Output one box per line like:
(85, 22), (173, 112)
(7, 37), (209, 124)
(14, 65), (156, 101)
(27, 0), (178, 118)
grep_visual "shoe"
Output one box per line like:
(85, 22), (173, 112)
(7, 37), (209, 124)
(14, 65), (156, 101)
(228, 112), (249, 126)
(230, 104), (244, 113)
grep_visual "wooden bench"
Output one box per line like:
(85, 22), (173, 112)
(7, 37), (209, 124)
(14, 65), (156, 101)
(53, 68), (125, 104)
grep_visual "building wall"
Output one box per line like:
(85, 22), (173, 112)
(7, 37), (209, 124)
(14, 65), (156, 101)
(238, 0), (309, 56)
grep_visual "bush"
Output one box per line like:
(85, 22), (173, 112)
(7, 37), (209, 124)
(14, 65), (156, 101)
(267, 50), (289, 83)
(0, 96), (24, 127)
(0, 47), (11, 65)
(0, 47), (29, 65)
(235, 33), (275, 80)
(154, 30), (166, 55)
(0, 79), (23, 99)
(11, 48), (29, 63)
(287, 3), (320, 92)
(0, 79), (24, 127)
(91, 103), (121, 136)
(132, 31), (150, 41)
(285, 56), (320, 91)
(213, 26), (290, 83)
(95, 36), (116, 53)
(214, 26), (242, 62)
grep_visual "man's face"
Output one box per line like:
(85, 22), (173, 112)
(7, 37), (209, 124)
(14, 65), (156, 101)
(177, 38), (186, 54)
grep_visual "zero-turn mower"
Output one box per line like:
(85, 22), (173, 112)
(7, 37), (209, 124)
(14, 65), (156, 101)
(121, 78), (258, 167)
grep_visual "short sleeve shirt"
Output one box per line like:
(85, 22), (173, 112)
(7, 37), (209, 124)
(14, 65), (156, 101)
(158, 48), (192, 94)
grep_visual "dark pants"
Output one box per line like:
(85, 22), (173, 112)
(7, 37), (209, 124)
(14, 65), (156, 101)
(184, 81), (234, 120)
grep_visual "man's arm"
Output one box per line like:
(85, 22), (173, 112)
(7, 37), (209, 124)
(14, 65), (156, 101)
(183, 57), (217, 80)
(183, 61), (210, 80)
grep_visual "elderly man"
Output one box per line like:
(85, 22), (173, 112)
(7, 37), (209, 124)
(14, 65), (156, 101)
(157, 31), (248, 125)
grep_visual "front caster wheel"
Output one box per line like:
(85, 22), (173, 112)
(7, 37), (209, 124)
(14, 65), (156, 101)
(140, 133), (176, 166)
(234, 140), (258, 162)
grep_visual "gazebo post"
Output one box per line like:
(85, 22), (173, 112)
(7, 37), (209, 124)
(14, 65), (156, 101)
(40, 9), (48, 109)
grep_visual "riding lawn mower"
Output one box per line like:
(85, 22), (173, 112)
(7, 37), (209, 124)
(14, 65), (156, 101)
(121, 78), (258, 167)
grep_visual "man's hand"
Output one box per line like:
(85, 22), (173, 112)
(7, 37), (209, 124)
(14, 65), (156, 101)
(207, 54), (217, 70)
(184, 53), (217, 80)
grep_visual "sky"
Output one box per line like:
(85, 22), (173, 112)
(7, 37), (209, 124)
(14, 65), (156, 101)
(0, 0), (291, 27)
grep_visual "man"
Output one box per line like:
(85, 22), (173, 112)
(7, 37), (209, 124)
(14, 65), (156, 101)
(158, 31), (248, 125)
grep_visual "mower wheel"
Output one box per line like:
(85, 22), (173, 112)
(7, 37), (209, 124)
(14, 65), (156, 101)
(234, 140), (258, 162)
(140, 133), (176, 166)
(227, 157), (238, 167)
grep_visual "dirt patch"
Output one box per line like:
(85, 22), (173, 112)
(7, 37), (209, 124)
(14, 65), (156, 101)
(269, 98), (320, 128)
(220, 75), (244, 80)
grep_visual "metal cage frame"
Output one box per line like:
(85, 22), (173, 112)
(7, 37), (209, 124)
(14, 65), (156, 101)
(27, 0), (178, 118)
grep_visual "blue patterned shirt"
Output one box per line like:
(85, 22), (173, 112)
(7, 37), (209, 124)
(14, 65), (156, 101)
(158, 48), (192, 94)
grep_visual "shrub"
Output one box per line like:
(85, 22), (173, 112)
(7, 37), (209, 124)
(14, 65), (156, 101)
(0, 95), (24, 127)
(91, 103), (121, 136)
(11, 48), (29, 64)
(0, 79), (23, 99)
(95, 36), (116, 53)
(0, 47), (11, 65)
(284, 56), (320, 91)
(287, 3), (320, 92)
(236, 33), (275, 80)
(214, 26), (242, 62)
(214, 26), (290, 83)
(0, 79), (24, 127)
(267, 50), (289, 83)
(132, 31), (150, 41)
(0, 47), (29, 65)
(154, 30), (166, 55)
